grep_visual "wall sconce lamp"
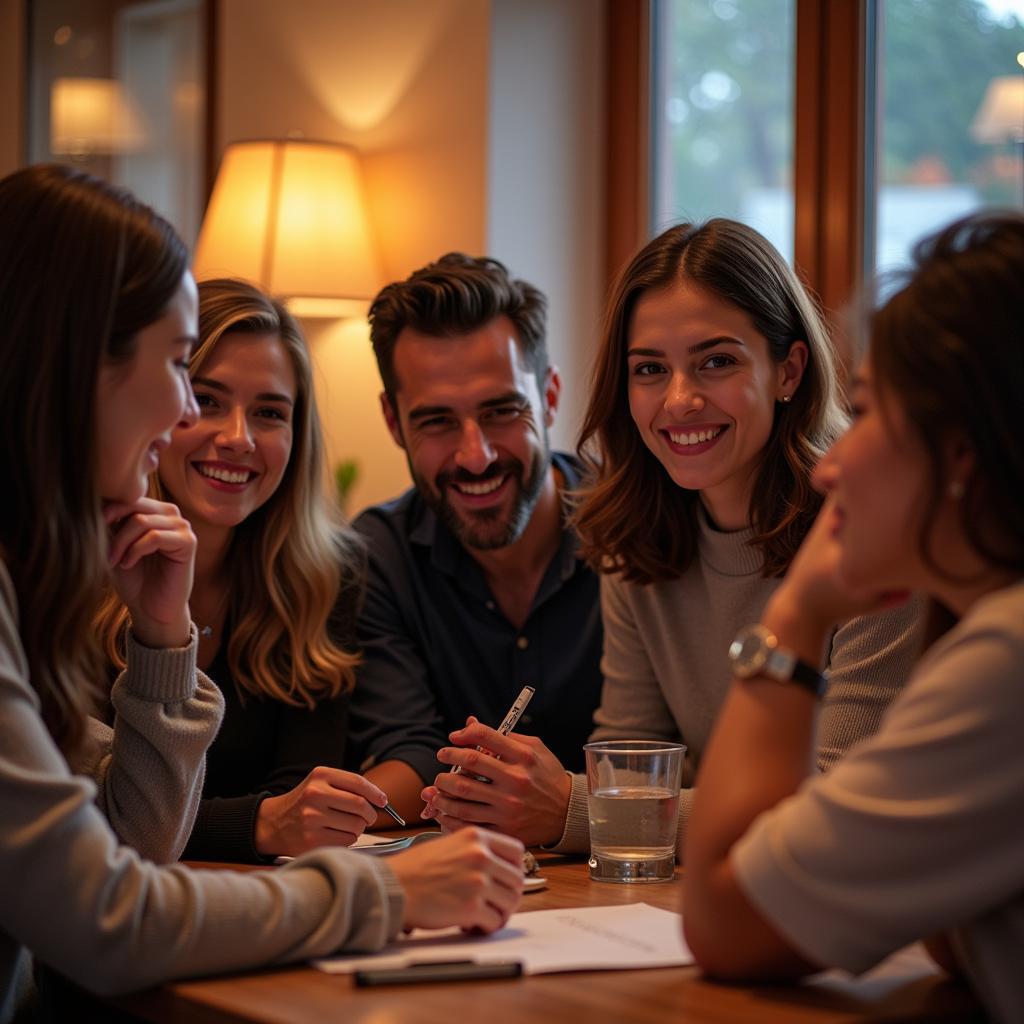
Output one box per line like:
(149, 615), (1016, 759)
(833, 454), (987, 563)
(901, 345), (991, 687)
(193, 139), (381, 318)
(971, 75), (1024, 145)
(50, 77), (147, 157)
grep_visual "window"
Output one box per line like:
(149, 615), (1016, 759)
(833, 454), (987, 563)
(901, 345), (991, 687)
(26, 0), (207, 247)
(645, 0), (1023, 306)
(651, 0), (796, 259)
(873, 0), (1024, 273)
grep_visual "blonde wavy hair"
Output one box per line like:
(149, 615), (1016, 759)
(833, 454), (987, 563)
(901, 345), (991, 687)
(96, 278), (362, 706)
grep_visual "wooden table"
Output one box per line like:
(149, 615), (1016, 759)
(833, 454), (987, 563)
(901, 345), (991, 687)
(111, 851), (984, 1024)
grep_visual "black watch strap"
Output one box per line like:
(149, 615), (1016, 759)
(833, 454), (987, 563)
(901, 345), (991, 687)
(788, 658), (828, 698)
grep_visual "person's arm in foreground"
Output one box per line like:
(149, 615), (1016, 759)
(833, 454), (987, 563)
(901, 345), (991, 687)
(684, 497), (885, 978)
(0, 604), (524, 999)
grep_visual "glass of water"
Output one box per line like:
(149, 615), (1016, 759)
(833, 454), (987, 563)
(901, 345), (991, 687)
(584, 740), (685, 883)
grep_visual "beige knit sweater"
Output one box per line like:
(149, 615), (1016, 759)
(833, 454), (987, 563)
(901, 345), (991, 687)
(551, 512), (925, 858)
(0, 563), (403, 1023)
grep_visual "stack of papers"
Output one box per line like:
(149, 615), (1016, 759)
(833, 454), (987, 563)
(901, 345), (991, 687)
(313, 902), (693, 975)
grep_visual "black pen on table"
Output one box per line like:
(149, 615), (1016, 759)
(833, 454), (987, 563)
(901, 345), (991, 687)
(451, 684), (536, 777)
(355, 960), (523, 986)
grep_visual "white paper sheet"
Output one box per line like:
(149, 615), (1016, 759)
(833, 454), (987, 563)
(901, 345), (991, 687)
(313, 902), (693, 975)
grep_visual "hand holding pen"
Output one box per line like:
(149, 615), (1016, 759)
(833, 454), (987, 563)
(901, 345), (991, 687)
(421, 689), (574, 847)
(421, 686), (533, 820)
(451, 685), (535, 780)
(254, 766), (404, 858)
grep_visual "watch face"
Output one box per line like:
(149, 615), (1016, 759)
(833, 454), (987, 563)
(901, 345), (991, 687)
(730, 629), (767, 676)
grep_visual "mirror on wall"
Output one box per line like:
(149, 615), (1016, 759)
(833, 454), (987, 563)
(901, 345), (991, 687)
(27, 0), (208, 247)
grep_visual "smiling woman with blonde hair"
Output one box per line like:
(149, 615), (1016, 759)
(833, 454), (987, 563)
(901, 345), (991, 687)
(98, 277), (380, 862)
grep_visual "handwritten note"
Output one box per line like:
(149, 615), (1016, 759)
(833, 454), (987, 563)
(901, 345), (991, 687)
(313, 902), (693, 975)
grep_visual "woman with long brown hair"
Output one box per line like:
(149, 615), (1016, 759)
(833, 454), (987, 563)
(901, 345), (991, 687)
(685, 210), (1024, 1024)
(99, 278), (377, 862)
(0, 164), (522, 1022)
(421, 219), (921, 854)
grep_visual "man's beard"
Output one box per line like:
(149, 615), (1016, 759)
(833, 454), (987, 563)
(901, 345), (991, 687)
(415, 447), (551, 551)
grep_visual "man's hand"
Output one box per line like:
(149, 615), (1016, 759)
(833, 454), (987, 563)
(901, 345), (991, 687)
(420, 717), (571, 847)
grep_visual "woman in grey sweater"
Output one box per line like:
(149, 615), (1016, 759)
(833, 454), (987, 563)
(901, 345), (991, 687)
(420, 219), (921, 852)
(0, 165), (521, 1023)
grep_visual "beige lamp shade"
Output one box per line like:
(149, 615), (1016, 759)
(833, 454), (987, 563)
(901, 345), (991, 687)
(50, 77), (147, 155)
(193, 140), (382, 318)
(971, 75), (1024, 144)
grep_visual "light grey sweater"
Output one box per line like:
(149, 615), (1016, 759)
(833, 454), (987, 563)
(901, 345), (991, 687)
(0, 563), (403, 1023)
(552, 513), (924, 857)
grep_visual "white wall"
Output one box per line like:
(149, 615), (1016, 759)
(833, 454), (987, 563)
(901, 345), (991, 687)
(216, 0), (606, 513)
(487, 0), (605, 451)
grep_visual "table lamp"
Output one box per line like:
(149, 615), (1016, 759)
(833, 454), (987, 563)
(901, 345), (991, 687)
(193, 139), (381, 318)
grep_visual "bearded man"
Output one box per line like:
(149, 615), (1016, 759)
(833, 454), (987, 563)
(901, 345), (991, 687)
(347, 254), (602, 825)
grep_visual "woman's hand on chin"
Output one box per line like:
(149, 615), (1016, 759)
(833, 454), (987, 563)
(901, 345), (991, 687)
(104, 497), (196, 648)
(766, 495), (910, 660)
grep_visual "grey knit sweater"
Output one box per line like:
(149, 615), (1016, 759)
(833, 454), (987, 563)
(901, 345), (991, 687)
(0, 563), (403, 1023)
(551, 512), (924, 857)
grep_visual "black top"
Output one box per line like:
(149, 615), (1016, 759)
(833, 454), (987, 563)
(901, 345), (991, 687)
(182, 567), (363, 864)
(345, 452), (603, 784)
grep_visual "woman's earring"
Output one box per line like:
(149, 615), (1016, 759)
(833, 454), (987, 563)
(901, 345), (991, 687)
(779, 394), (792, 404)
(948, 480), (965, 500)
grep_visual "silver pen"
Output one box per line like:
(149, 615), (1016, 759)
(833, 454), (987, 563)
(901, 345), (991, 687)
(451, 685), (536, 777)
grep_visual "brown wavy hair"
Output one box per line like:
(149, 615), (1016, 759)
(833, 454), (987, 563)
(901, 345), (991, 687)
(0, 165), (188, 756)
(575, 219), (846, 584)
(870, 210), (1024, 583)
(96, 278), (363, 706)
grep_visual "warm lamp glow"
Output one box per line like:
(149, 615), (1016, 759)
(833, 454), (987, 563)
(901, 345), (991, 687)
(50, 78), (147, 155)
(971, 75), (1024, 144)
(193, 140), (381, 317)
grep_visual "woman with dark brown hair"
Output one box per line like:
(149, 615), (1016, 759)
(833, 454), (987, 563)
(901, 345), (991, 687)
(0, 165), (522, 1022)
(684, 210), (1024, 1024)
(421, 219), (921, 854)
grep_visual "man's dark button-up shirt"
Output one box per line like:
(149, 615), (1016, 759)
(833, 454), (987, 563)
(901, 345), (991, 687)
(346, 452), (603, 783)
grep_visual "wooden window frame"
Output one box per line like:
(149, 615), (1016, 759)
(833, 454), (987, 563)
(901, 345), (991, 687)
(605, 0), (873, 331)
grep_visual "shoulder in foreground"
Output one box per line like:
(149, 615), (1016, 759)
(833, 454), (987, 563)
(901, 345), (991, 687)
(939, 578), (1024, 656)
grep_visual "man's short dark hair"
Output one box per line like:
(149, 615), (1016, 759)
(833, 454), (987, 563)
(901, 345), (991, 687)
(368, 252), (549, 399)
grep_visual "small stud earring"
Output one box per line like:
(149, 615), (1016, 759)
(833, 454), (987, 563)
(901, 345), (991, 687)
(780, 395), (791, 404)
(949, 480), (965, 500)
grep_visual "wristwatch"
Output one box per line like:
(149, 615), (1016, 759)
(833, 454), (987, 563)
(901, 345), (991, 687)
(728, 624), (827, 698)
